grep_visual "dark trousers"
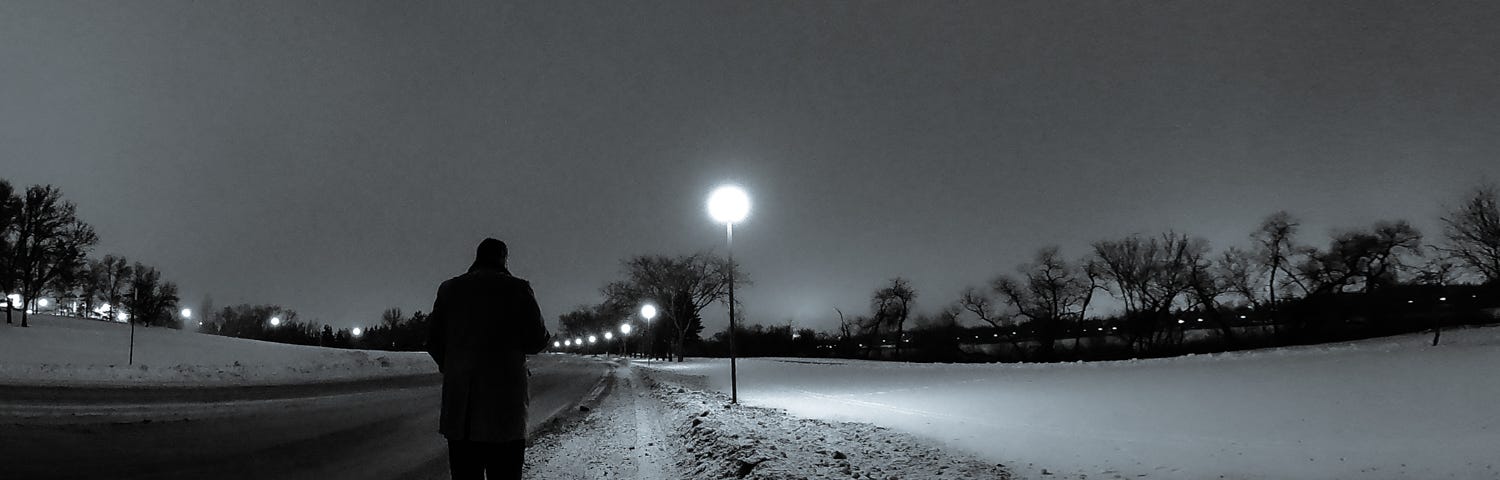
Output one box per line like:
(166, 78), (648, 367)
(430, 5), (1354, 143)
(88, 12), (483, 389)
(447, 439), (525, 480)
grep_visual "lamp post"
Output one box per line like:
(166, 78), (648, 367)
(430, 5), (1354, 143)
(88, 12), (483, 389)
(708, 184), (749, 403)
(620, 323), (633, 357)
(640, 303), (657, 361)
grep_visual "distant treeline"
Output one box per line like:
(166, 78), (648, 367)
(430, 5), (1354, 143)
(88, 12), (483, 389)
(569, 183), (1500, 363)
(0, 179), (182, 330)
(198, 305), (431, 352)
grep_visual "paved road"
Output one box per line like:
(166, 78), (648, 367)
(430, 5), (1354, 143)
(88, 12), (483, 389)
(0, 354), (609, 480)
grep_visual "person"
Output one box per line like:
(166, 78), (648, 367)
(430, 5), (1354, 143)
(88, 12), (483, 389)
(426, 238), (551, 480)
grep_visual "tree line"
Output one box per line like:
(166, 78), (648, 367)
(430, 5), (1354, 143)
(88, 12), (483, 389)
(688, 183), (1500, 363)
(557, 252), (740, 361)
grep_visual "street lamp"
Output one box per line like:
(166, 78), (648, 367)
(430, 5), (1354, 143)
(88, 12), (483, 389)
(707, 184), (749, 403)
(351, 327), (363, 337)
(180, 308), (192, 319)
(269, 316), (282, 327)
(640, 303), (657, 360)
(619, 323), (633, 357)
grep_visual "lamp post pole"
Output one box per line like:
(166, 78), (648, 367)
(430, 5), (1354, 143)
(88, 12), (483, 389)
(708, 184), (748, 404)
(727, 220), (738, 404)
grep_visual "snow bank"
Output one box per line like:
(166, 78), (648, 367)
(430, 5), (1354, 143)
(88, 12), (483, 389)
(645, 370), (1012, 480)
(0, 314), (434, 386)
(644, 326), (1500, 480)
(524, 361), (1011, 480)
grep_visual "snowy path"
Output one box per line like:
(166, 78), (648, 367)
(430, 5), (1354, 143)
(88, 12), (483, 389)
(524, 362), (685, 479)
(0, 355), (608, 480)
(646, 327), (1500, 480)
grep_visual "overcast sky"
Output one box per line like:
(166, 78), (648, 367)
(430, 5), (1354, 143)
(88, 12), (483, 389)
(3, 1), (1498, 333)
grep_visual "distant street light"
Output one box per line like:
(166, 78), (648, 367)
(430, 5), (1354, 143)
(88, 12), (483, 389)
(708, 184), (749, 404)
(641, 304), (657, 360)
(180, 308), (192, 319)
(269, 316), (282, 327)
(619, 323), (633, 357)
(604, 331), (613, 341)
(553, 341), (562, 349)
(37, 298), (50, 308)
(588, 335), (597, 345)
(351, 327), (363, 337)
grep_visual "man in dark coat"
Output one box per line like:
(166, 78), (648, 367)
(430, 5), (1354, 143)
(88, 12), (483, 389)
(426, 238), (551, 480)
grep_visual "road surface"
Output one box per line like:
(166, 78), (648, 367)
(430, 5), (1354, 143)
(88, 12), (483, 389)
(0, 354), (608, 480)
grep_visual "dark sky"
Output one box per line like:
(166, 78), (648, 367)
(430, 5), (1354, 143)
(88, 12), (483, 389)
(4, 1), (1498, 333)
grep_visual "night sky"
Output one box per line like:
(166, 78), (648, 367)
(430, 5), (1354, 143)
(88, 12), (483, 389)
(3, 1), (1498, 333)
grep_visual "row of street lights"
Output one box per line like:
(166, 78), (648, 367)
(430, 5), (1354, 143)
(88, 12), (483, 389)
(554, 185), (750, 403)
(553, 303), (657, 357)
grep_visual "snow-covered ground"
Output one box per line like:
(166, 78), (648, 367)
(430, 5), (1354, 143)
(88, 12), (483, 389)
(644, 326), (1500, 480)
(525, 360), (1011, 479)
(0, 314), (434, 386)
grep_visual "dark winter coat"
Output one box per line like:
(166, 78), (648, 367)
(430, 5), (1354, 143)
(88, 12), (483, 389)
(425, 264), (550, 442)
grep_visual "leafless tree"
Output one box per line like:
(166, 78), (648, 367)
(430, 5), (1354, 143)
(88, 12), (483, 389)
(1252, 211), (1308, 317)
(991, 246), (1092, 359)
(1295, 220), (1423, 295)
(10, 185), (97, 327)
(1092, 233), (1197, 351)
(870, 277), (916, 359)
(957, 286), (1028, 359)
(604, 252), (737, 361)
(1438, 184), (1500, 285)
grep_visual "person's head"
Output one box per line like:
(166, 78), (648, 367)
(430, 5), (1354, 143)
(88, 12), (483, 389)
(470, 237), (508, 272)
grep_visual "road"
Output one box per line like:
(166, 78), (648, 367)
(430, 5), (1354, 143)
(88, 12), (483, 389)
(0, 354), (609, 480)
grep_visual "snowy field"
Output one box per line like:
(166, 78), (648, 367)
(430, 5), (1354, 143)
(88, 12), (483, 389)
(645, 326), (1500, 480)
(0, 314), (434, 386)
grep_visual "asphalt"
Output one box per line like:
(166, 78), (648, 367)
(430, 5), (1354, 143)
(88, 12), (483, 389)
(0, 354), (610, 480)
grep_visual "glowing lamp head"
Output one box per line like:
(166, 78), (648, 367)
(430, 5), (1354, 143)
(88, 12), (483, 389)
(707, 185), (750, 224)
(604, 332), (613, 340)
(553, 341), (561, 348)
(574, 338), (582, 346)
(640, 304), (657, 321)
(351, 327), (363, 337)
(37, 298), (50, 308)
(588, 335), (597, 344)
(620, 323), (632, 335)
(269, 316), (282, 327)
(180, 308), (192, 319)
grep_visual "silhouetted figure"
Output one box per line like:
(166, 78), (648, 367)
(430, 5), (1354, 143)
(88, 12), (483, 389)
(426, 238), (550, 480)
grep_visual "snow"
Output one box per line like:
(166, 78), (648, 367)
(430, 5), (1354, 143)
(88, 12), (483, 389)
(643, 326), (1500, 480)
(525, 360), (1010, 479)
(0, 314), (434, 386)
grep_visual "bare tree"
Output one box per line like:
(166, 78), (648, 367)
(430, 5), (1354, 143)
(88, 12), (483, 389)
(604, 253), (736, 361)
(1251, 211), (1307, 318)
(1439, 184), (1500, 285)
(11, 185), (97, 327)
(1092, 233), (1197, 351)
(870, 277), (916, 359)
(1296, 220), (1423, 295)
(93, 255), (133, 321)
(124, 264), (180, 328)
(1182, 237), (1237, 345)
(991, 246), (1092, 360)
(958, 286), (1028, 359)
(1217, 247), (1265, 309)
(0, 181), (20, 324)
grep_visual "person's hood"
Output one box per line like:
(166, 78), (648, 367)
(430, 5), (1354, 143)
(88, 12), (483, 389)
(468, 237), (511, 275)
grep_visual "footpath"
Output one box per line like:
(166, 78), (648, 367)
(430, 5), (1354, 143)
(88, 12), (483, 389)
(523, 360), (1012, 480)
